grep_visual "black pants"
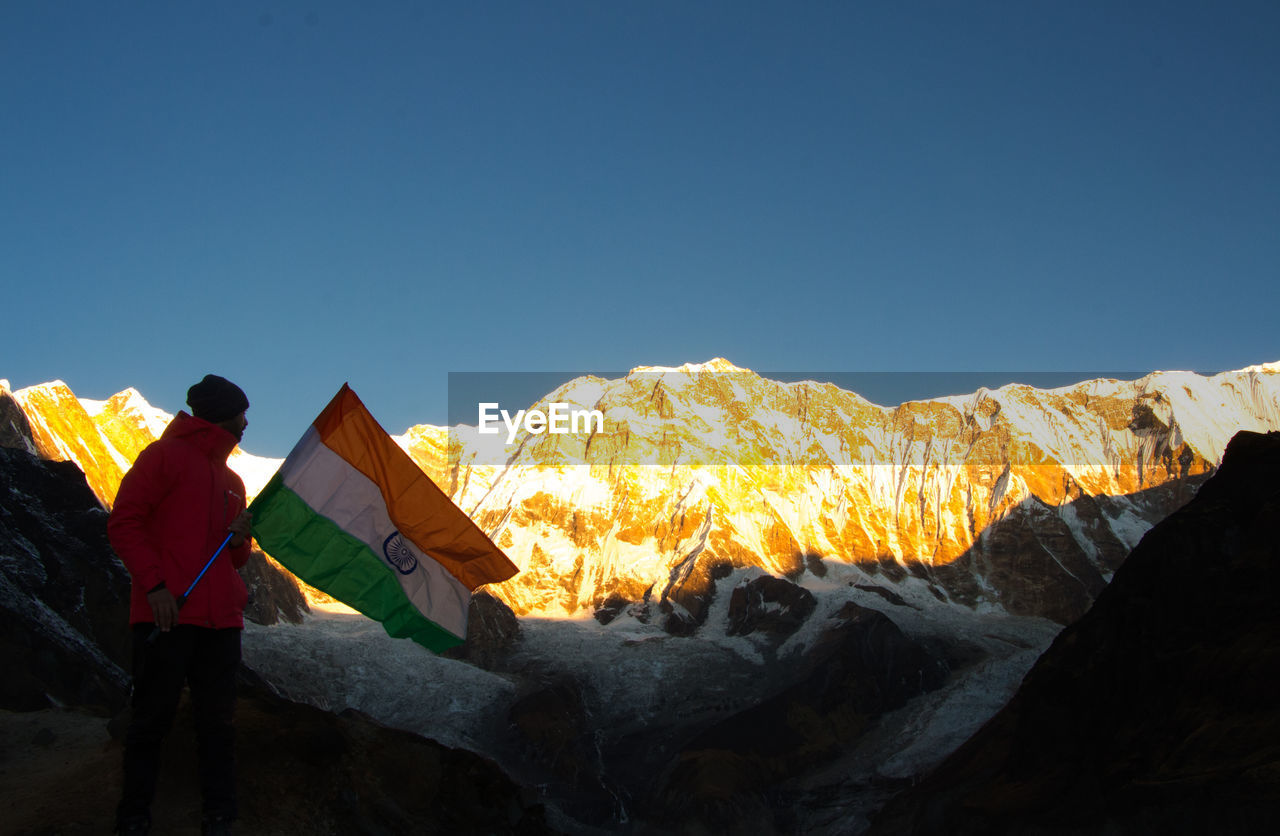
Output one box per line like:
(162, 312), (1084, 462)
(117, 624), (242, 825)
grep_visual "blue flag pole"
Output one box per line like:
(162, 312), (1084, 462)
(146, 532), (236, 644)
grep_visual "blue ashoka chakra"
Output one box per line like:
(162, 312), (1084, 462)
(382, 532), (419, 575)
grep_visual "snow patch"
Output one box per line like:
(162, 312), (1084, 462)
(243, 610), (517, 757)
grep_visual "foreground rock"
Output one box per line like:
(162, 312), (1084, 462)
(0, 446), (131, 713)
(869, 430), (1280, 835)
(3, 675), (552, 835)
(0, 447), (310, 714)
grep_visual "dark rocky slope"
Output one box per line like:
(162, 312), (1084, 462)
(0, 444), (307, 714)
(869, 430), (1280, 835)
(0, 445), (132, 712)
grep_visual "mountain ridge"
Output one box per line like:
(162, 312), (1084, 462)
(7, 362), (1279, 628)
(412, 360), (1278, 626)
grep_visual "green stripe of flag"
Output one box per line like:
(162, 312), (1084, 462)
(250, 474), (463, 653)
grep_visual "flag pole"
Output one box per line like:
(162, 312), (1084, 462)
(146, 532), (236, 644)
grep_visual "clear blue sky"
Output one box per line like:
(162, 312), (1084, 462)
(3, 1), (1277, 457)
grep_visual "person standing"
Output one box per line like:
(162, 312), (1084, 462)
(109, 375), (254, 836)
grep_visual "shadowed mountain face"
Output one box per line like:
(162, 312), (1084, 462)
(868, 430), (1280, 835)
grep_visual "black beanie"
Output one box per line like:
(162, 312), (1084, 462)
(187, 375), (249, 424)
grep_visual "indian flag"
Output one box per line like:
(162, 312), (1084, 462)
(249, 384), (519, 652)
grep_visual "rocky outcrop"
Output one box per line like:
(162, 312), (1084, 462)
(240, 550), (309, 626)
(649, 601), (949, 833)
(869, 430), (1280, 835)
(0, 446), (131, 713)
(0, 445), (321, 714)
(726, 574), (817, 638)
(443, 590), (523, 669)
(0, 385), (39, 454)
(657, 553), (734, 636)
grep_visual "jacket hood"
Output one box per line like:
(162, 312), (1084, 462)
(161, 411), (240, 463)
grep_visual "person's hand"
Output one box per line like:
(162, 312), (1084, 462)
(147, 586), (179, 632)
(228, 510), (253, 548)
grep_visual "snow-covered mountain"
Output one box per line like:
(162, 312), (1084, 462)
(396, 360), (1280, 626)
(7, 362), (1280, 627)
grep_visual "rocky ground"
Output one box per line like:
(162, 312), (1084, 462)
(1, 679), (552, 836)
(2, 705), (125, 836)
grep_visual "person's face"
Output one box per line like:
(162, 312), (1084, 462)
(222, 411), (248, 442)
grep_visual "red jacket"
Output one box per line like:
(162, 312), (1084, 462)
(109, 411), (251, 628)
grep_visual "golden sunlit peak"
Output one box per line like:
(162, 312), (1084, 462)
(628, 358), (750, 375)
